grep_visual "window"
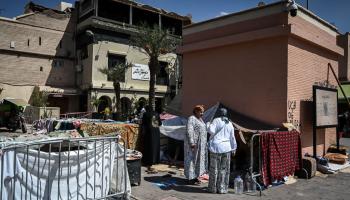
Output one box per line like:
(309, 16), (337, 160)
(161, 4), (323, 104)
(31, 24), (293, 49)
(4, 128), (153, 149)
(53, 60), (64, 67)
(10, 41), (15, 48)
(156, 61), (169, 85)
(39, 37), (42, 45)
(27, 39), (30, 46)
(108, 54), (126, 82)
(59, 40), (62, 48)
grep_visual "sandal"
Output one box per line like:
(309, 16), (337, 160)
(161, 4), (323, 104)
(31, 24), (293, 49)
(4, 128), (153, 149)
(146, 169), (158, 174)
(188, 179), (201, 185)
(194, 180), (201, 185)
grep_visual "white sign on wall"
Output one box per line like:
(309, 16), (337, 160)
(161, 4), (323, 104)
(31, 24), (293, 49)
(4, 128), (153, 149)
(131, 63), (150, 81)
(314, 87), (338, 127)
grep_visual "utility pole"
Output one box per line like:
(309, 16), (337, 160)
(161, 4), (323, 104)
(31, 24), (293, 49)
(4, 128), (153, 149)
(306, 0), (309, 9)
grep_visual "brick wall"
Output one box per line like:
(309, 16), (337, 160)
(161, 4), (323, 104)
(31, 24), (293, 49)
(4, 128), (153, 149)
(0, 13), (76, 88)
(0, 19), (74, 57)
(16, 11), (75, 32)
(182, 37), (288, 125)
(337, 34), (350, 81)
(287, 16), (340, 156)
(0, 54), (74, 87)
(183, 13), (287, 45)
(181, 8), (342, 156)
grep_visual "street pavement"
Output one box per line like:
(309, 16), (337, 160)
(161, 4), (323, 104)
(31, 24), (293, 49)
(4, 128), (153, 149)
(131, 138), (350, 200)
(2, 127), (350, 200)
(131, 167), (350, 200)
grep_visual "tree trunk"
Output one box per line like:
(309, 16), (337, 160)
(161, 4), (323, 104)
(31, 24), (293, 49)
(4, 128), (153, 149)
(148, 57), (158, 112)
(113, 81), (121, 113)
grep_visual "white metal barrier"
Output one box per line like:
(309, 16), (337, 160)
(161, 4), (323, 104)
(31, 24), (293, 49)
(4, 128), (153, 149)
(0, 136), (128, 200)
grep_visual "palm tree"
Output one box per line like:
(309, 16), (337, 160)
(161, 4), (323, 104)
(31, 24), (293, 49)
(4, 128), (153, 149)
(30, 86), (49, 107)
(99, 63), (130, 115)
(131, 23), (180, 112)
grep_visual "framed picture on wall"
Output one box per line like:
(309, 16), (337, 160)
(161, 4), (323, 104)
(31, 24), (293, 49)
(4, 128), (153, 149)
(313, 86), (338, 128)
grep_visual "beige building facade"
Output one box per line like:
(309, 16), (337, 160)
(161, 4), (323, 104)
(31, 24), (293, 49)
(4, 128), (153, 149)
(75, 0), (190, 115)
(0, 0), (190, 116)
(0, 2), (80, 114)
(179, 1), (344, 156)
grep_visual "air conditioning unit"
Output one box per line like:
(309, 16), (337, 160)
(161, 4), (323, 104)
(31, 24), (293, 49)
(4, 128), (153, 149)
(75, 64), (83, 72)
(10, 41), (15, 48)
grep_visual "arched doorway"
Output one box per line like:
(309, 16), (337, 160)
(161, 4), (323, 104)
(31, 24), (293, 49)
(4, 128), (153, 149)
(121, 97), (131, 119)
(137, 97), (147, 113)
(97, 96), (112, 113)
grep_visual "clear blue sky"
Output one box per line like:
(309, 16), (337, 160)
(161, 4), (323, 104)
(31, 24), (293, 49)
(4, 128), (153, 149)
(0, 0), (349, 33)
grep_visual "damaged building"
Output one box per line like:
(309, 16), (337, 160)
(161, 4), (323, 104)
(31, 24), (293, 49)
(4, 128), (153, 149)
(75, 0), (191, 114)
(0, 2), (79, 114)
(0, 0), (191, 116)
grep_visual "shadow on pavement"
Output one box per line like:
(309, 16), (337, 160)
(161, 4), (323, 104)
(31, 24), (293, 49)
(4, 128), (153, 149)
(144, 176), (209, 194)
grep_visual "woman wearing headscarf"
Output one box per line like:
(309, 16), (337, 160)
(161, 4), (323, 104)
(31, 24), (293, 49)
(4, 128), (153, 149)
(207, 108), (237, 194)
(185, 105), (208, 185)
(141, 105), (160, 172)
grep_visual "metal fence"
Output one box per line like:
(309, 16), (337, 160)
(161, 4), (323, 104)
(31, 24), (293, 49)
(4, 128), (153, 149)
(60, 112), (93, 119)
(249, 133), (262, 196)
(0, 136), (128, 200)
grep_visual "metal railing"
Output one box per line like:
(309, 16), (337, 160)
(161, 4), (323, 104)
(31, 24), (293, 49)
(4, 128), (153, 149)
(0, 136), (128, 200)
(249, 133), (262, 196)
(60, 112), (93, 119)
(249, 132), (307, 196)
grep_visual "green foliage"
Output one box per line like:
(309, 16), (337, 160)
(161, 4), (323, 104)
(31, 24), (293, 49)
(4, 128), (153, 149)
(129, 94), (148, 115)
(99, 63), (131, 113)
(130, 23), (180, 59)
(130, 23), (180, 111)
(98, 63), (131, 83)
(90, 91), (101, 112)
(30, 86), (49, 107)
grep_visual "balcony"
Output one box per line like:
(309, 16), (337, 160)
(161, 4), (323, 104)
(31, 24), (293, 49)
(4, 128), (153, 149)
(77, 0), (189, 39)
(77, 16), (182, 40)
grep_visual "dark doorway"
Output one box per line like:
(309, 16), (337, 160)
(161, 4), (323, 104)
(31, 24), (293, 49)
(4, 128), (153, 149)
(48, 95), (69, 114)
(98, 96), (112, 113)
(121, 97), (131, 119)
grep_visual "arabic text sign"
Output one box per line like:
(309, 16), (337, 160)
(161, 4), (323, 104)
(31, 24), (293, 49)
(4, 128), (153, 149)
(132, 64), (150, 81)
(315, 87), (338, 127)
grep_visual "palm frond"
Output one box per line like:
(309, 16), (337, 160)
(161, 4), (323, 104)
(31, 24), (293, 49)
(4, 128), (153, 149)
(98, 62), (131, 82)
(130, 22), (180, 58)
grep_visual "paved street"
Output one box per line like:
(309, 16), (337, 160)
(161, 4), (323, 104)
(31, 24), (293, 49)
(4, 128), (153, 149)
(131, 167), (350, 200)
(131, 138), (350, 200)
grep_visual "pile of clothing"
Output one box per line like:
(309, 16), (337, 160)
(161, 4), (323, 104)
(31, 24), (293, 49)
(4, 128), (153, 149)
(316, 153), (349, 174)
(80, 122), (139, 149)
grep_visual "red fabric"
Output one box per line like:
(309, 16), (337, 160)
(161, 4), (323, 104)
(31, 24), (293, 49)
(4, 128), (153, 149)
(159, 113), (177, 120)
(260, 131), (301, 186)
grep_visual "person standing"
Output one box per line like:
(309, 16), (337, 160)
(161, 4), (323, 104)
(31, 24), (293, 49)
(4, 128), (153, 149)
(185, 105), (208, 185)
(141, 105), (160, 172)
(207, 108), (237, 194)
